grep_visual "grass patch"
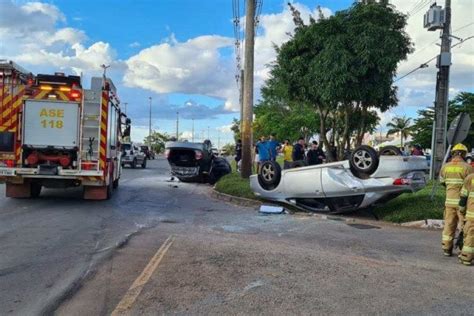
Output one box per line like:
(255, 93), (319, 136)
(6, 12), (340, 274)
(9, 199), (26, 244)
(373, 181), (445, 223)
(214, 171), (256, 200)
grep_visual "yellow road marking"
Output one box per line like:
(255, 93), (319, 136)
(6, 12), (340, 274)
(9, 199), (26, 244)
(111, 235), (175, 316)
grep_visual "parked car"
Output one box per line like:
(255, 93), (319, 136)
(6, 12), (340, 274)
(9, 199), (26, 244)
(250, 145), (429, 213)
(140, 145), (155, 160)
(121, 143), (147, 168)
(165, 140), (231, 184)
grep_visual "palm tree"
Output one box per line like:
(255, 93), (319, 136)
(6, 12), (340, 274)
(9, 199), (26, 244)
(386, 116), (412, 148)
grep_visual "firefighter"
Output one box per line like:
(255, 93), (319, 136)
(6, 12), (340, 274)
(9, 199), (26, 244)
(439, 143), (473, 256)
(459, 173), (474, 265)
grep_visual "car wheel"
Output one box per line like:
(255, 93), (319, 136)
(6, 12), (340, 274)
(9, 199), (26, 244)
(379, 146), (402, 156)
(466, 157), (473, 164)
(142, 158), (147, 169)
(131, 159), (137, 169)
(349, 145), (379, 179)
(258, 160), (282, 190)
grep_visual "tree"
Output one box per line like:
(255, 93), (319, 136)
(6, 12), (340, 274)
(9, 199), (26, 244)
(258, 2), (412, 161)
(144, 131), (171, 153)
(386, 116), (412, 147)
(221, 143), (236, 156)
(230, 118), (241, 142)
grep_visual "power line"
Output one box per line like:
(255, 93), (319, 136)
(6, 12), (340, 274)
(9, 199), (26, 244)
(394, 35), (474, 82)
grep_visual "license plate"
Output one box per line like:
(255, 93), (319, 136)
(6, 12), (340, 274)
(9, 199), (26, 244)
(0, 169), (15, 176)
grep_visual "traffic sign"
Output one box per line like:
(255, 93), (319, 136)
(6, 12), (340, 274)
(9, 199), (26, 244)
(447, 112), (471, 145)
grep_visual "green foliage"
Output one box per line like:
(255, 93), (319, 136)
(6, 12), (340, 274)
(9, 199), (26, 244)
(386, 115), (412, 147)
(143, 131), (171, 153)
(221, 143), (236, 155)
(374, 181), (444, 223)
(411, 92), (474, 150)
(257, 2), (412, 160)
(230, 118), (241, 142)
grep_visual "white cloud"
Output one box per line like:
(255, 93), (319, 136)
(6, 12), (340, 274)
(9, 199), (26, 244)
(123, 35), (236, 109)
(391, 0), (474, 108)
(217, 124), (233, 133)
(129, 41), (141, 48)
(0, 0), (116, 76)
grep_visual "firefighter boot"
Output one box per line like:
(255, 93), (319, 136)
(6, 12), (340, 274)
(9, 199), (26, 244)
(442, 206), (459, 256)
(459, 221), (474, 266)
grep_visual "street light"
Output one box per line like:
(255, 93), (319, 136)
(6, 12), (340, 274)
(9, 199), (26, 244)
(123, 102), (128, 115)
(192, 118), (195, 142)
(176, 111), (179, 140)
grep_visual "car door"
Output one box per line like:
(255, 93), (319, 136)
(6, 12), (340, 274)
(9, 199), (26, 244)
(283, 167), (324, 198)
(321, 166), (364, 197)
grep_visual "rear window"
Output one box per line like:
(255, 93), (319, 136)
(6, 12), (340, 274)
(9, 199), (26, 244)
(0, 132), (14, 152)
(122, 144), (131, 150)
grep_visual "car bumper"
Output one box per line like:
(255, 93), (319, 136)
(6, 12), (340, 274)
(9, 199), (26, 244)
(171, 166), (199, 177)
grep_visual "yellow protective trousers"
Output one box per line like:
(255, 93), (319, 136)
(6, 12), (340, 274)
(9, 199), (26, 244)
(460, 220), (474, 263)
(442, 206), (465, 250)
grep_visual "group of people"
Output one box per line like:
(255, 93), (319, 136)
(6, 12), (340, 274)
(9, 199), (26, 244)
(234, 135), (326, 172)
(439, 143), (474, 266)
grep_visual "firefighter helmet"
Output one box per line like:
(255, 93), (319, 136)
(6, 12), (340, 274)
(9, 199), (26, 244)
(452, 143), (468, 153)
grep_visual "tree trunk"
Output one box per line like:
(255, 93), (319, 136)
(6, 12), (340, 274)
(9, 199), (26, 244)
(356, 104), (368, 146)
(318, 107), (334, 162)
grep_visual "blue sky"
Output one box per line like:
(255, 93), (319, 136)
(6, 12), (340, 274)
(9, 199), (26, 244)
(1, 0), (473, 145)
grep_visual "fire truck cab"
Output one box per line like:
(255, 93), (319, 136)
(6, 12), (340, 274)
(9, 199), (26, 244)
(0, 60), (130, 200)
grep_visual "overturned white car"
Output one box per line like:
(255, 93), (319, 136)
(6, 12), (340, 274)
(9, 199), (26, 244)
(250, 146), (429, 213)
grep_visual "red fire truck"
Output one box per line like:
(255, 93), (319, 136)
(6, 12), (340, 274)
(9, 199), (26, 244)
(0, 60), (130, 200)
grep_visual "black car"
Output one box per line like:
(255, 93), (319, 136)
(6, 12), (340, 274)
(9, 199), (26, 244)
(140, 145), (155, 160)
(165, 140), (231, 184)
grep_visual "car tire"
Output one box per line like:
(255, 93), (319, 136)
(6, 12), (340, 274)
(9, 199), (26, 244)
(379, 146), (402, 156)
(349, 145), (379, 179)
(177, 177), (194, 183)
(292, 161), (306, 168)
(466, 157), (473, 164)
(142, 158), (147, 169)
(258, 160), (282, 190)
(131, 159), (137, 169)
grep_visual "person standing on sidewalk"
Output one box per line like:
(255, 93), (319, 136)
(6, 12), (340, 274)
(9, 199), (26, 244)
(255, 136), (269, 173)
(459, 172), (474, 265)
(292, 137), (306, 167)
(267, 133), (280, 161)
(281, 139), (293, 169)
(439, 144), (473, 256)
(306, 141), (326, 166)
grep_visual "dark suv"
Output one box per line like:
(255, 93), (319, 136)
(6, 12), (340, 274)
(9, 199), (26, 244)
(165, 140), (231, 184)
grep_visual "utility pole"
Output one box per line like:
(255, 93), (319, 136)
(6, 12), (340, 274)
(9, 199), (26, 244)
(239, 69), (244, 133)
(241, 0), (255, 178)
(176, 111), (179, 140)
(148, 97), (152, 145)
(207, 126), (210, 140)
(428, 0), (451, 179)
(192, 118), (195, 142)
(217, 129), (221, 150)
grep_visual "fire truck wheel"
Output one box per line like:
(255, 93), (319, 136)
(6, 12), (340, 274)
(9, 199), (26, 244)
(142, 158), (147, 169)
(113, 178), (119, 189)
(131, 159), (137, 169)
(31, 183), (42, 198)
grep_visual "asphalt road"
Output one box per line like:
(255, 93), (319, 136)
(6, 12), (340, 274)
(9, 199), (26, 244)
(0, 158), (472, 315)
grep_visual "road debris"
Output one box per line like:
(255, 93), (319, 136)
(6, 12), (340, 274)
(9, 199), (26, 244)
(259, 205), (285, 214)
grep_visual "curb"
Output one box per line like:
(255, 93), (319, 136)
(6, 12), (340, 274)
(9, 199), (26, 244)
(211, 189), (443, 231)
(210, 189), (262, 208)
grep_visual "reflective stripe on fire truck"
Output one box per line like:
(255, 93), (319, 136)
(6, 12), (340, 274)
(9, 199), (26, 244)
(100, 91), (108, 171)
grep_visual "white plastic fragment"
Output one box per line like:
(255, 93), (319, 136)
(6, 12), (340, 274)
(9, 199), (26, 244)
(259, 205), (285, 214)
